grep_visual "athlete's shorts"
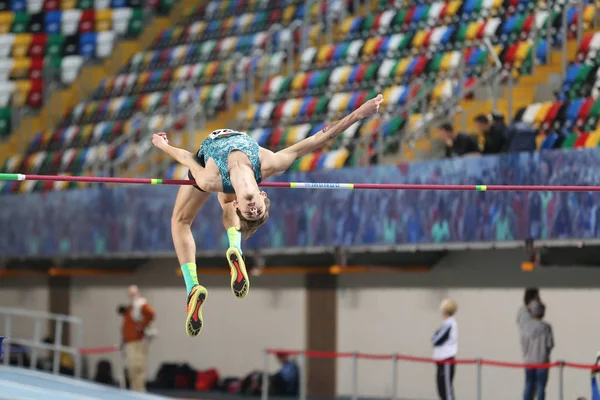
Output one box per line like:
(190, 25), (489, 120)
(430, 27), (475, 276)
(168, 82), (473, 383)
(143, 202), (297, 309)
(187, 169), (206, 192)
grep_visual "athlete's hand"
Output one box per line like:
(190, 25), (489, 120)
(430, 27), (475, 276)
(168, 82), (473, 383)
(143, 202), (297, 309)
(152, 132), (169, 149)
(356, 94), (384, 119)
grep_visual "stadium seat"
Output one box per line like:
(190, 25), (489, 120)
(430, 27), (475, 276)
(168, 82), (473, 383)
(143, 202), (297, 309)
(0, 0), (173, 140)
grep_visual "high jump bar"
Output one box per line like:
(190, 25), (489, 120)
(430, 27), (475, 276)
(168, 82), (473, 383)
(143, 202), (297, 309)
(1, 173), (600, 192)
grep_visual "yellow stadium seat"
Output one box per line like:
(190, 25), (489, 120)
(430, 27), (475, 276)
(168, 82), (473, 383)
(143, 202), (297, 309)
(340, 17), (355, 38)
(282, 6), (296, 24)
(395, 57), (410, 76)
(585, 132), (600, 147)
(143, 52), (154, 66)
(360, 117), (379, 138)
(10, 58), (32, 79)
(12, 34), (33, 58)
(41, 130), (54, 147)
(412, 30), (427, 48)
(334, 149), (350, 169)
(533, 103), (552, 128)
(337, 94), (351, 113)
(95, 9), (113, 32)
(205, 62), (218, 77)
(291, 72), (306, 92)
(446, 1), (462, 18)
(308, 24), (322, 46)
(316, 45), (333, 64)
(382, 86), (394, 100)
(514, 42), (532, 69)
(173, 66), (187, 81)
(0, 12), (14, 34)
(13, 80), (31, 106)
(290, 99), (302, 117)
(338, 66), (351, 86)
(362, 37), (378, 58)
(310, 2), (320, 18)
(85, 102), (98, 118)
(223, 16), (235, 32)
(245, 103), (258, 122)
(80, 124), (94, 143)
(583, 5), (595, 26)
(440, 53), (453, 72)
(60, 0), (77, 10)
(108, 98), (122, 114)
(299, 154), (315, 171)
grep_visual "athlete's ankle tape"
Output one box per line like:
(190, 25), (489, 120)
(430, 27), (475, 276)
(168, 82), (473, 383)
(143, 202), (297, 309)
(227, 227), (242, 250)
(181, 263), (198, 294)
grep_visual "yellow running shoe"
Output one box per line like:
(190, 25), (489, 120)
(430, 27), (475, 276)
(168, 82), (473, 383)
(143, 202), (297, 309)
(226, 247), (249, 298)
(185, 285), (208, 337)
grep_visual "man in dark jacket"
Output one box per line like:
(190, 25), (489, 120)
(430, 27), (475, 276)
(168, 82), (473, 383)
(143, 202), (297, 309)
(474, 114), (506, 154)
(438, 123), (480, 158)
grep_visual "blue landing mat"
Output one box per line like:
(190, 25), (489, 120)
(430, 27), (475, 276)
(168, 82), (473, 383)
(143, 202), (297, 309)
(0, 366), (171, 400)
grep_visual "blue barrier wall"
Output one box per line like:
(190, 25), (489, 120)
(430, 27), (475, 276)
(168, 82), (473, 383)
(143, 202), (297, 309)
(2, 149), (600, 258)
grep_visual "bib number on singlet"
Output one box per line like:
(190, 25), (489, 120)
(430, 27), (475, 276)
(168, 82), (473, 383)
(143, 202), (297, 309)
(208, 129), (245, 140)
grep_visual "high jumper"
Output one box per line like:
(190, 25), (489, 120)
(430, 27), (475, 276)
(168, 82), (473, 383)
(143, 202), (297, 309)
(151, 93), (384, 336)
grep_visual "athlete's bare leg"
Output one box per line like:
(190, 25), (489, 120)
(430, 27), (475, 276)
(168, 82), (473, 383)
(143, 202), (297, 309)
(218, 193), (249, 298)
(172, 185), (211, 265)
(172, 183), (211, 337)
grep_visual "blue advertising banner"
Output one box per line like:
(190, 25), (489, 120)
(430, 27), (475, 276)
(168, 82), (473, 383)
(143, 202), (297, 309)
(1, 149), (600, 258)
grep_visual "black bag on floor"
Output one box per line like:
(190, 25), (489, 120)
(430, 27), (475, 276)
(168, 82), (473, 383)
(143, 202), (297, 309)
(147, 363), (179, 389)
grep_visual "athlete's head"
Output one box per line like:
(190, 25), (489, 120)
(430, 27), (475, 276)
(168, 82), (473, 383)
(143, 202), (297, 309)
(234, 191), (270, 239)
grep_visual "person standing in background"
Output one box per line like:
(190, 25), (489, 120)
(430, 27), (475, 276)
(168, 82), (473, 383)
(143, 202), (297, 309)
(122, 285), (155, 392)
(518, 288), (541, 328)
(521, 301), (554, 400)
(432, 299), (459, 400)
(517, 288), (541, 398)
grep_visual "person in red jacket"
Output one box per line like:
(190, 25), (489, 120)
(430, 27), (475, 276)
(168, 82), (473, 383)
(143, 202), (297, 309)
(121, 285), (155, 392)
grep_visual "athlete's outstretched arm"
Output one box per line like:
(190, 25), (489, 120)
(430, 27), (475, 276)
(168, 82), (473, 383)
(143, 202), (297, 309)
(266, 94), (383, 174)
(152, 132), (198, 170)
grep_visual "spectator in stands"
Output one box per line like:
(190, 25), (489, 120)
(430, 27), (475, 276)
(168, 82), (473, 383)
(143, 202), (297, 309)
(121, 285), (155, 392)
(432, 299), (458, 400)
(521, 301), (554, 400)
(474, 114), (506, 155)
(504, 121), (537, 153)
(491, 113), (507, 131)
(438, 123), (480, 158)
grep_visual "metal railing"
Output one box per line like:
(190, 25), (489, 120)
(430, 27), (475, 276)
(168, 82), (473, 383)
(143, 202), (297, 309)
(0, 307), (84, 378)
(261, 349), (600, 400)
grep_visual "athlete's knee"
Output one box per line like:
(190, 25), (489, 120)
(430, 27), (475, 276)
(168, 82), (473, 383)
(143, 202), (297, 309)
(171, 208), (194, 228)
